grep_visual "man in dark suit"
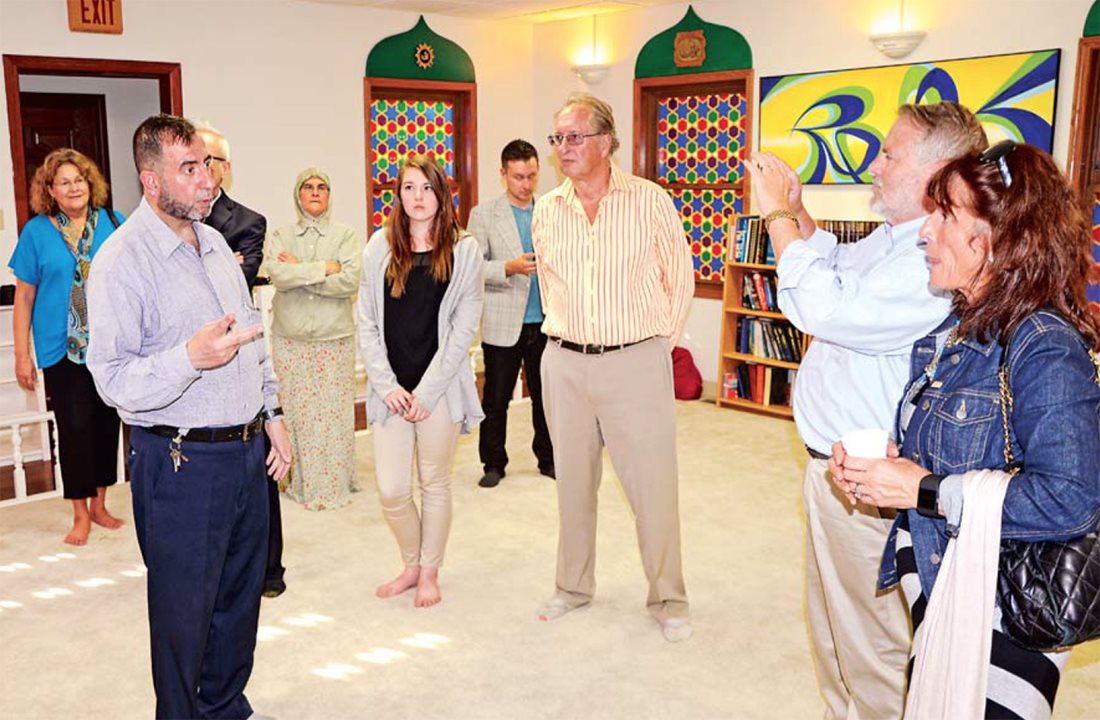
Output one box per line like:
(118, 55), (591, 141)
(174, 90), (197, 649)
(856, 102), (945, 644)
(197, 126), (265, 286)
(198, 124), (287, 598)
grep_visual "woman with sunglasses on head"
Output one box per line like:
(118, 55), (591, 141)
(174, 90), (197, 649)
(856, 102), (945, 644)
(266, 168), (362, 511)
(8, 148), (125, 545)
(830, 142), (1100, 718)
(357, 154), (483, 607)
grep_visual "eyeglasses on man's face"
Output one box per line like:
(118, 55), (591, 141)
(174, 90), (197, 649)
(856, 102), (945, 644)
(53, 176), (88, 191)
(979, 140), (1017, 188)
(547, 131), (604, 147)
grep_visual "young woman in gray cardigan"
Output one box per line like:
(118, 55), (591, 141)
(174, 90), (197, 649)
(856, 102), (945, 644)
(356, 155), (484, 607)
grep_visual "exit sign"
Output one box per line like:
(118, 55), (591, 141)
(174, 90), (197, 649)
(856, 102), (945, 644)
(67, 0), (123, 34)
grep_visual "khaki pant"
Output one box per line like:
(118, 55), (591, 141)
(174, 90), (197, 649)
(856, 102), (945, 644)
(540, 337), (688, 621)
(372, 397), (461, 568)
(804, 458), (910, 720)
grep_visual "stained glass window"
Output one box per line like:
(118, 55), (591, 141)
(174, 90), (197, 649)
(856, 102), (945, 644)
(638, 81), (751, 292)
(368, 97), (459, 229)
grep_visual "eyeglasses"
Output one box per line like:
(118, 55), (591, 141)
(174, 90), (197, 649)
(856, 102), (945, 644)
(52, 176), (87, 191)
(301, 183), (329, 194)
(547, 131), (604, 147)
(979, 140), (1017, 188)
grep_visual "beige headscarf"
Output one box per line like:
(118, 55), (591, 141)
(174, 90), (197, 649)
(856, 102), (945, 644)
(294, 167), (331, 230)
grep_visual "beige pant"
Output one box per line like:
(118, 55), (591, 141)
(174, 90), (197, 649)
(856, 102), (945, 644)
(804, 458), (910, 720)
(372, 397), (461, 569)
(540, 337), (688, 621)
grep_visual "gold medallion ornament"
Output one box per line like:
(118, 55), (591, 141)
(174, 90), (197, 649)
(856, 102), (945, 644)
(673, 30), (706, 68)
(415, 43), (435, 70)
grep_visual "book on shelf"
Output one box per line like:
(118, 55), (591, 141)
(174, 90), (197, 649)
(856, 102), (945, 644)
(740, 272), (778, 312)
(736, 317), (805, 362)
(731, 215), (775, 265)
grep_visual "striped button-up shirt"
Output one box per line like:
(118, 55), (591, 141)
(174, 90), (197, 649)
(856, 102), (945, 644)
(531, 164), (694, 346)
(87, 198), (279, 429)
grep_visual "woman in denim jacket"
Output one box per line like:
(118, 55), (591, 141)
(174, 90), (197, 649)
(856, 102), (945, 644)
(833, 142), (1100, 719)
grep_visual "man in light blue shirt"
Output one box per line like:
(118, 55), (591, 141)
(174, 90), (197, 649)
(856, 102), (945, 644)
(88, 114), (291, 720)
(747, 103), (987, 720)
(469, 139), (555, 488)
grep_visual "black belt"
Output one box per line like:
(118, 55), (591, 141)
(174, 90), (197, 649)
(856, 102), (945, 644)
(147, 413), (264, 443)
(549, 336), (650, 355)
(806, 446), (829, 460)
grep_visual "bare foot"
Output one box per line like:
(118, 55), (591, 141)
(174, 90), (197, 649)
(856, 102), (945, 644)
(64, 515), (91, 546)
(414, 567), (441, 608)
(376, 566), (420, 598)
(90, 506), (124, 530)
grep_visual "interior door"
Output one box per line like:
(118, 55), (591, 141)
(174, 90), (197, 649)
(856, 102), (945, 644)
(19, 91), (112, 216)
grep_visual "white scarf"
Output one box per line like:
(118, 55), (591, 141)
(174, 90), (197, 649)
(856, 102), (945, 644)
(904, 468), (1012, 720)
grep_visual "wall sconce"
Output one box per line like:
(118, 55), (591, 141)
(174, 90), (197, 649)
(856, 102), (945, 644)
(869, 0), (926, 59)
(571, 15), (610, 84)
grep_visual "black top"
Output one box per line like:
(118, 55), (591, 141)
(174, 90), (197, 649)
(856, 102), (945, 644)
(384, 251), (449, 391)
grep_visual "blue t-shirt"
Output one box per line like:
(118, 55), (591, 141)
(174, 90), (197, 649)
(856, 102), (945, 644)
(9, 208), (124, 368)
(510, 203), (544, 324)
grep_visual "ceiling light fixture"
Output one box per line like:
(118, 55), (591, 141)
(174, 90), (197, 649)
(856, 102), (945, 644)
(870, 0), (926, 59)
(571, 15), (610, 84)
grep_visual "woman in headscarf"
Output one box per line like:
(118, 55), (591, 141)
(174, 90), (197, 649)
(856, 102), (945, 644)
(8, 148), (125, 545)
(266, 168), (362, 510)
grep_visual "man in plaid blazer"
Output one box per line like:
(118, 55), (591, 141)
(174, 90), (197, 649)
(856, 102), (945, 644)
(468, 139), (554, 488)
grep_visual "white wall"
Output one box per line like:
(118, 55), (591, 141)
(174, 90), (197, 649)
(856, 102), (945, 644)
(533, 0), (1095, 383)
(0, 0), (534, 265)
(18, 75), (161, 216)
(0, 0), (1094, 387)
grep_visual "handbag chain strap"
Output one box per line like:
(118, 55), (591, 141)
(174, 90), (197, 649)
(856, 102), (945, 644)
(999, 347), (1100, 473)
(998, 364), (1020, 475)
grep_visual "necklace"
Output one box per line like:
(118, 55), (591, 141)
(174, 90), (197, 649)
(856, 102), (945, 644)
(924, 323), (962, 383)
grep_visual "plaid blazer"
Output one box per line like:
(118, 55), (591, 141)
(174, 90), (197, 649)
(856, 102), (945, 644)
(467, 193), (536, 347)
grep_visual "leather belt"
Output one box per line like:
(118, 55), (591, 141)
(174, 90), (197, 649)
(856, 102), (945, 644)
(147, 413), (264, 443)
(806, 446), (829, 460)
(548, 336), (650, 355)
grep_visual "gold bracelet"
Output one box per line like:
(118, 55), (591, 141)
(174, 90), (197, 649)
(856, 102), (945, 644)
(763, 208), (799, 228)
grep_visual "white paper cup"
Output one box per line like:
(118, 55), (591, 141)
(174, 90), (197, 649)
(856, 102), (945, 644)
(840, 428), (889, 459)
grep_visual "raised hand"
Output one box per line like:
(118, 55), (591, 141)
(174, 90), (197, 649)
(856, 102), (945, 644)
(186, 313), (263, 370)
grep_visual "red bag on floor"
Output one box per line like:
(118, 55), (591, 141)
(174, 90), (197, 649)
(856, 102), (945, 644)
(671, 346), (703, 400)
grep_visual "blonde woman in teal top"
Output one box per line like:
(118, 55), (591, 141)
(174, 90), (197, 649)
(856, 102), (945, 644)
(8, 148), (124, 545)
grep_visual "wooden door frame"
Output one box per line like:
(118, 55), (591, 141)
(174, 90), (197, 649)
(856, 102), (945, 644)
(363, 77), (477, 234)
(3, 55), (183, 231)
(1067, 36), (1100, 204)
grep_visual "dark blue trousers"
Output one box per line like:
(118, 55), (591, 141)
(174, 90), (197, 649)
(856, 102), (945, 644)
(130, 426), (268, 720)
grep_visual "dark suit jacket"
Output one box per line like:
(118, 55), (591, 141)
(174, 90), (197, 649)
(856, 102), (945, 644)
(205, 191), (267, 290)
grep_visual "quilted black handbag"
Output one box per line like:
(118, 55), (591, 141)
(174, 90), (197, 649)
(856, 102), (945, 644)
(995, 357), (1100, 652)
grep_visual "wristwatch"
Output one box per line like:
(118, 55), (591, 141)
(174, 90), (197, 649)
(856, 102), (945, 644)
(917, 473), (946, 517)
(263, 407), (284, 422)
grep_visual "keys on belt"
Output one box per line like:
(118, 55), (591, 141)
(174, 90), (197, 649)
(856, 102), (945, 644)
(146, 413), (264, 473)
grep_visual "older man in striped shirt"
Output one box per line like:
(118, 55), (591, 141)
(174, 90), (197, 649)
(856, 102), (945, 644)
(531, 92), (695, 642)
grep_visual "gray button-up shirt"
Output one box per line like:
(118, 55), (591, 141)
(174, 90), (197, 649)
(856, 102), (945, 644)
(87, 198), (278, 429)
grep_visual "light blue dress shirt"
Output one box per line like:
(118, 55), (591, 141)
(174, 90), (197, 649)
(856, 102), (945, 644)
(87, 198), (278, 429)
(776, 216), (952, 454)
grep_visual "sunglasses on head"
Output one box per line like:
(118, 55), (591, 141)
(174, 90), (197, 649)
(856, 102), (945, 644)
(978, 140), (1017, 188)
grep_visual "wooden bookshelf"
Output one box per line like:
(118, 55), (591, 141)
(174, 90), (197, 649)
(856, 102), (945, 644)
(716, 215), (807, 418)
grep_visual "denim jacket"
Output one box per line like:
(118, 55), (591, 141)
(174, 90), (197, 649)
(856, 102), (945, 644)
(878, 310), (1100, 598)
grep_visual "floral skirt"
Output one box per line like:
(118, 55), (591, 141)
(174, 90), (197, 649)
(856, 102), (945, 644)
(272, 334), (359, 511)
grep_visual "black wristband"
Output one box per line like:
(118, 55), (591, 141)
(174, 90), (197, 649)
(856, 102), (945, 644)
(263, 406), (284, 421)
(917, 473), (946, 518)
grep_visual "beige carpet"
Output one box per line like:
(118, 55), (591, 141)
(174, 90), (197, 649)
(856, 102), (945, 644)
(1, 400), (1098, 719)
